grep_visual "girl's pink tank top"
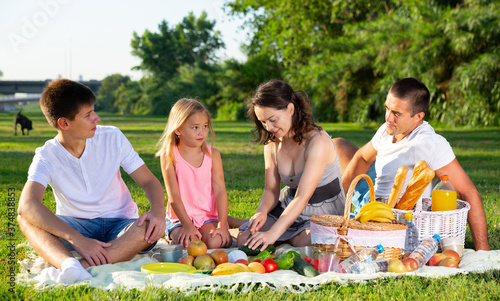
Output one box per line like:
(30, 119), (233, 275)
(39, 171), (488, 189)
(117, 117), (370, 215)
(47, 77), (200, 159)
(166, 145), (218, 228)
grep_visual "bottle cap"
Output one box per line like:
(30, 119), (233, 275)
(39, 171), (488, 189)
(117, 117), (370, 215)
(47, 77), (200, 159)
(440, 174), (449, 181)
(432, 234), (441, 242)
(376, 244), (385, 253)
(404, 212), (413, 221)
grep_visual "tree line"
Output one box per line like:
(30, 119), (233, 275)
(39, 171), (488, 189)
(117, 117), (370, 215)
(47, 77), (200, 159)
(97, 0), (500, 127)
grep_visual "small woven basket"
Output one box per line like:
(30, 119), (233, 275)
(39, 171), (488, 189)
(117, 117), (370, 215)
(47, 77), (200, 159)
(392, 198), (470, 249)
(311, 174), (407, 261)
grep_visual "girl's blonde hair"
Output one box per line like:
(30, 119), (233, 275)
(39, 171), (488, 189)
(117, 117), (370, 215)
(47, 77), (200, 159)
(155, 98), (214, 166)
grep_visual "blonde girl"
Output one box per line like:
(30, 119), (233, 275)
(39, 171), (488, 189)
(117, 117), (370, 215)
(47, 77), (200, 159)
(156, 98), (232, 249)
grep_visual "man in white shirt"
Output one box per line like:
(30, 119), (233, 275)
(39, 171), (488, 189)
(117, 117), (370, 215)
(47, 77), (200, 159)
(342, 78), (489, 251)
(17, 79), (166, 283)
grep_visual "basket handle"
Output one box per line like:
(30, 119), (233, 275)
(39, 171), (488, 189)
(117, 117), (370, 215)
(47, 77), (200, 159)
(340, 174), (375, 230)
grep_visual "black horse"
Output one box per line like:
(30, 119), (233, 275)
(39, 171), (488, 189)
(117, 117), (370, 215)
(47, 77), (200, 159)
(14, 110), (33, 135)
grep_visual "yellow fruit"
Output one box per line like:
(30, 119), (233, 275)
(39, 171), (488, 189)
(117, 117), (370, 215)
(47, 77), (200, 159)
(248, 262), (266, 274)
(187, 240), (207, 257)
(388, 259), (409, 273)
(356, 202), (393, 221)
(211, 263), (252, 276)
(358, 208), (395, 223)
(357, 202), (388, 215)
(365, 216), (393, 223)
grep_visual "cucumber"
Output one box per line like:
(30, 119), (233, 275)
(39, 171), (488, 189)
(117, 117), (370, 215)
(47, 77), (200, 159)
(238, 244), (276, 256)
(292, 257), (320, 277)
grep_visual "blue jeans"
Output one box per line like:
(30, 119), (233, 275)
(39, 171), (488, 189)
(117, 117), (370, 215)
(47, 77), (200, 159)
(350, 164), (377, 217)
(57, 215), (155, 252)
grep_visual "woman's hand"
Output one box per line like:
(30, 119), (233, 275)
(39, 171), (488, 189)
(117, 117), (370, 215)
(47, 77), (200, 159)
(247, 211), (268, 234)
(244, 230), (278, 252)
(178, 226), (202, 249)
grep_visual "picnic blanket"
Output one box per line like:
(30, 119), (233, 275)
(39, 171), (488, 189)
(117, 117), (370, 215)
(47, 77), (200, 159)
(16, 240), (500, 294)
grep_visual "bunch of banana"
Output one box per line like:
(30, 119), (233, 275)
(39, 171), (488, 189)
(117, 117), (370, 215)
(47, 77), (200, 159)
(211, 263), (252, 276)
(355, 201), (396, 223)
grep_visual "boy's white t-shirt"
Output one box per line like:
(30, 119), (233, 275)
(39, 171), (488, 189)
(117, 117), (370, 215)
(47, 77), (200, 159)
(371, 121), (455, 198)
(27, 126), (144, 219)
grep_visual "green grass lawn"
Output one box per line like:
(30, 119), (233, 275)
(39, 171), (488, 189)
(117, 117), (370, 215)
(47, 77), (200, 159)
(1, 110), (499, 300)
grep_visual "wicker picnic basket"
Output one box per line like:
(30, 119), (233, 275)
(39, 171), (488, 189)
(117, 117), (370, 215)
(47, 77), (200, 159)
(392, 198), (470, 249)
(310, 174), (407, 262)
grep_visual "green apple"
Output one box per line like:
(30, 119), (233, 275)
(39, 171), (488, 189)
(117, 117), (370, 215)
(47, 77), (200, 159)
(388, 259), (409, 273)
(193, 254), (215, 269)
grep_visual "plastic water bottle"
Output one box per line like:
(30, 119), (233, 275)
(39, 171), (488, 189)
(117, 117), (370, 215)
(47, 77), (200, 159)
(351, 259), (389, 274)
(408, 234), (441, 268)
(336, 244), (385, 273)
(403, 212), (419, 254)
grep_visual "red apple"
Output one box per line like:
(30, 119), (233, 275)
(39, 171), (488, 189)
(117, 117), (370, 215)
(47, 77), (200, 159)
(248, 262), (266, 274)
(177, 254), (195, 266)
(187, 240), (207, 257)
(193, 254), (215, 269)
(210, 249), (228, 265)
(402, 257), (419, 271)
(234, 259), (249, 265)
(439, 257), (459, 268)
(442, 250), (460, 264)
(427, 253), (447, 266)
(250, 258), (261, 263)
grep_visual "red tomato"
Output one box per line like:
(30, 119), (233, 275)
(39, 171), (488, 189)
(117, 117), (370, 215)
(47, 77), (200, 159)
(311, 259), (319, 271)
(261, 258), (278, 273)
(302, 257), (312, 263)
(250, 258), (261, 263)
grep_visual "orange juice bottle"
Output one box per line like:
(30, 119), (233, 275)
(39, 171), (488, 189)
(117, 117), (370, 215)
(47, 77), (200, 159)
(431, 175), (457, 211)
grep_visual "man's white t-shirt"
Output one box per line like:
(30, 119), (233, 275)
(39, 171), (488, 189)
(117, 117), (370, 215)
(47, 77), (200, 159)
(27, 126), (144, 219)
(371, 121), (455, 198)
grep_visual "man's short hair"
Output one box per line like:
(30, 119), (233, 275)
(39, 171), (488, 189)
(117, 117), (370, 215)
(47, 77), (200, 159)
(40, 79), (96, 129)
(390, 78), (430, 115)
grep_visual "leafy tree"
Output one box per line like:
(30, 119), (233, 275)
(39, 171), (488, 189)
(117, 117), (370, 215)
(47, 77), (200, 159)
(96, 74), (131, 113)
(131, 11), (225, 82)
(227, 0), (500, 126)
(210, 54), (283, 120)
(114, 80), (144, 114)
(127, 11), (229, 116)
(143, 62), (222, 116)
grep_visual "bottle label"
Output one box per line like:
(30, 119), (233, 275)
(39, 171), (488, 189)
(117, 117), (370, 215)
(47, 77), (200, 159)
(431, 190), (457, 211)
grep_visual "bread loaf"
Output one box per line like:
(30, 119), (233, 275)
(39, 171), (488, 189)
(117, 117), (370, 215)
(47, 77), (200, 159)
(408, 160), (427, 187)
(387, 166), (408, 208)
(395, 167), (435, 210)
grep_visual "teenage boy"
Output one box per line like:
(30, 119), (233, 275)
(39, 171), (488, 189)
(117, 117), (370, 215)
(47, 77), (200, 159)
(17, 79), (166, 284)
(342, 78), (489, 251)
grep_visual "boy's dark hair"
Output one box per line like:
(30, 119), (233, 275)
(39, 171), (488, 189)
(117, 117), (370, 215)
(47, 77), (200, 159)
(40, 79), (97, 129)
(389, 78), (430, 116)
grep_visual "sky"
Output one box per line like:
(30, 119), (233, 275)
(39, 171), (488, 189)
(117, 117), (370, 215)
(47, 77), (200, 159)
(0, 0), (249, 81)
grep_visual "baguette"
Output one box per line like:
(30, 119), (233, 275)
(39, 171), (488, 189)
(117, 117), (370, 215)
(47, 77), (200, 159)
(387, 166), (409, 208)
(408, 160), (427, 187)
(395, 167), (435, 210)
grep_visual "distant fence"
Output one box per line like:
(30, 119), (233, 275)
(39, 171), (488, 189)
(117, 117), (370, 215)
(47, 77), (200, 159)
(0, 80), (101, 112)
(0, 80), (101, 94)
(0, 94), (41, 112)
